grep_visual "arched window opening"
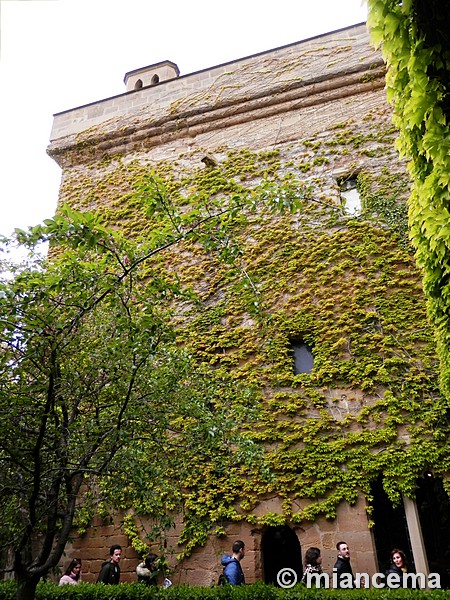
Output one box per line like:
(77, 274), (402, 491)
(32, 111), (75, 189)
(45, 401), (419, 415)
(134, 79), (143, 90)
(290, 341), (313, 374)
(151, 74), (160, 85)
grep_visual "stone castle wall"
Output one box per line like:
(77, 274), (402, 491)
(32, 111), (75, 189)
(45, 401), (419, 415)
(61, 496), (376, 585)
(48, 23), (424, 586)
(49, 23), (383, 168)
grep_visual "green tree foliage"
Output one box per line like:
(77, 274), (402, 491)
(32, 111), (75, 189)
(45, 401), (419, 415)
(0, 187), (276, 599)
(366, 1), (450, 402)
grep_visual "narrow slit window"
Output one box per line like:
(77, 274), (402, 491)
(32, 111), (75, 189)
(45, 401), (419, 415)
(291, 342), (314, 374)
(339, 178), (361, 215)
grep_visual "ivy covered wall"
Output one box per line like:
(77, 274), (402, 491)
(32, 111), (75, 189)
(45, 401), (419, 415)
(47, 24), (448, 583)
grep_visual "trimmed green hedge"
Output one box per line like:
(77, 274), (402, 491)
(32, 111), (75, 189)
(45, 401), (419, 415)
(0, 582), (447, 600)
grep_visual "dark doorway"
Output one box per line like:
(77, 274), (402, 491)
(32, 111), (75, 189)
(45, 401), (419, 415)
(262, 525), (302, 585)
(371, 477), (413, 573)
(416, 475), (450, 588)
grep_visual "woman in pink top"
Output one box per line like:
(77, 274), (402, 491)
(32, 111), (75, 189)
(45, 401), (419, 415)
(59, 558), (82, 585)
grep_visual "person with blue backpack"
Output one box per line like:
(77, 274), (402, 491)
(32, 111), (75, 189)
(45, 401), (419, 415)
(220, 540), (246, 585)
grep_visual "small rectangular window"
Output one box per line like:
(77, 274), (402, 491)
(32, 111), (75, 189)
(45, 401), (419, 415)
(339, 177), (361, 215)
(291, 341), (314, 374)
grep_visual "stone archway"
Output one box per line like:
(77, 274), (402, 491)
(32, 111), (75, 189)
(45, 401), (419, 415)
(261, 524), (302, 586)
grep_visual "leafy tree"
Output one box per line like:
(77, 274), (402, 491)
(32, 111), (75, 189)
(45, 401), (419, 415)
(0, 174), (302, 599)
(366, 1), (450, 405)
(0, 177), (277, 599)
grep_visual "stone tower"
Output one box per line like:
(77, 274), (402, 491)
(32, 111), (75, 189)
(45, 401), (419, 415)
(48, 23), (441, 586)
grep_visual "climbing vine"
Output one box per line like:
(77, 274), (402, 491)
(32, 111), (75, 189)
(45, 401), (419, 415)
(366, 0), (450, 408)
(57, 110), (448, 559)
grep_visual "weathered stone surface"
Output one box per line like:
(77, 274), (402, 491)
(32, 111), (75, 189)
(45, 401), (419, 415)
(50, 22), (408, 587)
(48, 24), (383, 168)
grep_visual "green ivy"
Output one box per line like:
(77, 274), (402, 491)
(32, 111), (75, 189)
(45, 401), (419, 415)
(56, 122), (447, 558)
(367, 0), (450, 405)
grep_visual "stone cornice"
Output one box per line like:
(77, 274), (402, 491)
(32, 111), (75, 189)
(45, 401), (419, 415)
(48, 63), (385, 168)
(47, 24), (385, 168)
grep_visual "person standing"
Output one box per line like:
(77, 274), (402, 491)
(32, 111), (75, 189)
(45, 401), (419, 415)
(136, 554), (159, 586)
(301, 547), (323, 585)
(59, 558), (82, 585)
(386, 548), (414, 588)
(333, 541), (354, 588)
(97, 544), (122, 585)
(221, 540), (246, 585)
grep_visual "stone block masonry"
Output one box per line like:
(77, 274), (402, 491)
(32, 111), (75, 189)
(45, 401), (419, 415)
(48, 22), (434, 587)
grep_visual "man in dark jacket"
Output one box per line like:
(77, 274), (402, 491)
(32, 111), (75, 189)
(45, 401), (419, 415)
(333, 541), (354, 588)
(221, 540), (246, 585)
(97, 544), (122, 584)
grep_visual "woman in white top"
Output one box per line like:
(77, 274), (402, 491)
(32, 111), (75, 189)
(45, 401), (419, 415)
(59, 558), (82, 585)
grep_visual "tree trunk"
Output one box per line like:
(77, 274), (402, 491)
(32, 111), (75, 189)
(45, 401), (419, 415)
(16, 577), (39, 600)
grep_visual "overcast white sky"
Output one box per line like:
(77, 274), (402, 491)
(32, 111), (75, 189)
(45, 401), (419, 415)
(0, 0), (367, 238)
